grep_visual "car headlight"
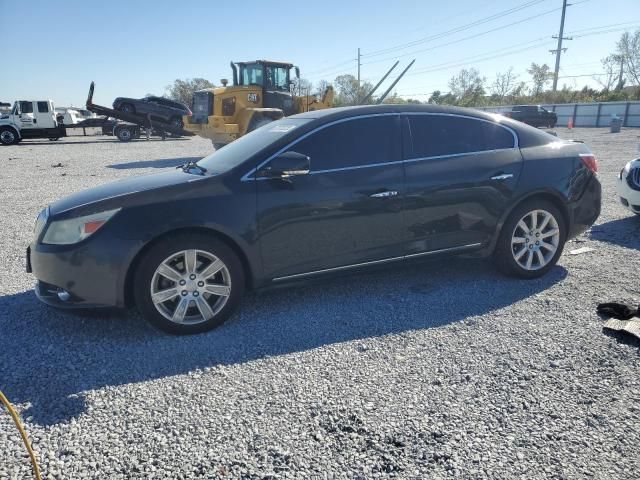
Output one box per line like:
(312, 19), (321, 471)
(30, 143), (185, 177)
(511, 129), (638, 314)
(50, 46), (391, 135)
(42, 208), (120, 245)
(620, 162), (632, 179)
(34, 207), (49, 240)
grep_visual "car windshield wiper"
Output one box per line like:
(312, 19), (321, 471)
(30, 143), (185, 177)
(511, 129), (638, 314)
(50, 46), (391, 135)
(177, 160), (207, 175)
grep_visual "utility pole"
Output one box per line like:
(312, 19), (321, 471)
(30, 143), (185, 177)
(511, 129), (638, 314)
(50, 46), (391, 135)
(550, 0), (572, 91)
(357, 48), (361, 88)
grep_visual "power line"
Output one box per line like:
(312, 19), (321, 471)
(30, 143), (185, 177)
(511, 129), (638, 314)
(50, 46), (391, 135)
(361, 4), (566, 67)
(362, 0), (548, 58)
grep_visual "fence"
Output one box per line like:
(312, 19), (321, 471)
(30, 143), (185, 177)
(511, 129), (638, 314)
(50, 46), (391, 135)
(477, 101), (640, 128)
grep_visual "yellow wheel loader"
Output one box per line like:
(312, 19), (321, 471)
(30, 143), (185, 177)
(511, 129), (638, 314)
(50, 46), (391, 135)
(184, 60), (334, 148)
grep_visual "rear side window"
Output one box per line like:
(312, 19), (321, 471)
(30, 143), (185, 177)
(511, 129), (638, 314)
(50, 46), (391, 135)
(37, 102), (49, 113)
(289, 116), (401, 171)
(19, 101), (33, 113)
(408, 115), (514, 158)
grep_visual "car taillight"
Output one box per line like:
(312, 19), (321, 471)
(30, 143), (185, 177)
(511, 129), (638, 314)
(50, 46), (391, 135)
(579, 153), (598, 173)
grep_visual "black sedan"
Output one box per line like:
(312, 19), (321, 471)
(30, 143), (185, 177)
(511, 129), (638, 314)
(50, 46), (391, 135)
(27, 105), (601, 334)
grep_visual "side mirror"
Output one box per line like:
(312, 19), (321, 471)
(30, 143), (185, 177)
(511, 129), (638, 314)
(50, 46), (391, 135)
(262, 151), (310, 178)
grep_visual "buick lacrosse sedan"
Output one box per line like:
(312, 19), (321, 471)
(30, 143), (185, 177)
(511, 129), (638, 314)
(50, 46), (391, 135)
(27, 105), (601, 334)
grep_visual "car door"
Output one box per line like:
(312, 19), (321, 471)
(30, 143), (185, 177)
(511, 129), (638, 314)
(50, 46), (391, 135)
(17, 101), (37, 129)
(254, 114), (406, 280)
(402, 113), (523, 254)
(35, 101), (56, 129)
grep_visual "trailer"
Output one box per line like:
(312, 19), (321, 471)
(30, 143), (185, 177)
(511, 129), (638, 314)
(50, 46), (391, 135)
(86, 82), (194, 142)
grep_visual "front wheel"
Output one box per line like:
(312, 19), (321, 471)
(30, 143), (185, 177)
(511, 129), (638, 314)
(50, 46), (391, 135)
(134, 234), (245, 334)
(493, 201), (566, 279)
(118, 103), (135, 114)
(0, 127), (19, 145)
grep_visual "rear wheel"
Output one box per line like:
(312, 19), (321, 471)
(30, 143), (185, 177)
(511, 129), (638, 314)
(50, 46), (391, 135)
(118, 103), (135, 114)
(0, 128), (19, 145)
(134, 234), (245, 334)
(115, 126), (134, 142)
(169, 116), (184, 129)
(493, 200), (566, 279)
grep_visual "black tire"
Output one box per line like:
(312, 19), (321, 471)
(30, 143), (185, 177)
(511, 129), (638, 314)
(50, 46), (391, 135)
(213, 142), (226, 150)
(0, 127), (19, 145)
(493, 200), (566, 279)
(248, 116), (273, 132)
(133, 233), (245, 334)
(115, 126), (133, 142)
(169, 116), (184, 129)
(118, 103), (135, 114)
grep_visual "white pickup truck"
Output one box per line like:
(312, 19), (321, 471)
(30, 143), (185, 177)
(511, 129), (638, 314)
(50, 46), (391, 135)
(0, 100), (67, 145)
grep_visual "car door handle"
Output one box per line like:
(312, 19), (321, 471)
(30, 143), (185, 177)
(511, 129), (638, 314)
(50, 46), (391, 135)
(370, 190), (398, 198)
(490, 173), (514, 181)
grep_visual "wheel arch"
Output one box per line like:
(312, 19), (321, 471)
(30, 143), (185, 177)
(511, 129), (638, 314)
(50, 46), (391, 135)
(0, 124), (21, 139)
(487, 189), (571, 255)
(123, 226), (255, 308)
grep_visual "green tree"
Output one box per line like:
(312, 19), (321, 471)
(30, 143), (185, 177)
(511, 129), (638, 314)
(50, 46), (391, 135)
(527, 63), (552, 97)
(333, 74), (374, 106)
(448, 68), (485, 106)
(165, 78), (215, 107)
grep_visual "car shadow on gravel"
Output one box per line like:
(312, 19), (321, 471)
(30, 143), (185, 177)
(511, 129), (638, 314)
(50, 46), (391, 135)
(108, 157), (202, 170)
(589, 216), (640, 250)
(0, 258), (567, 426)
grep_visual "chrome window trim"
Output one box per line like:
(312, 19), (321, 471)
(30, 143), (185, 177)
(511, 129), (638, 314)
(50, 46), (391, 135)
(241, 111), (519, 182)
(271, 243), (482, 282)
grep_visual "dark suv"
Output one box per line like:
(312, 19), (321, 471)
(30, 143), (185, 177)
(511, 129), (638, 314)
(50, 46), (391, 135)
(505, 105), (557, 128)
(28, 105), (601, 334)
(112, 96), (191, 128)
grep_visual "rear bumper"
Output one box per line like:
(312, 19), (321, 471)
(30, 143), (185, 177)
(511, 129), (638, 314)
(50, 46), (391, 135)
(567, 174), (602, 239)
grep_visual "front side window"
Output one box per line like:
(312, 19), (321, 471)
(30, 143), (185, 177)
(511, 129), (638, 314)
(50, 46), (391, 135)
(285, 116), (401, 171)
(37, 102), (49, 113)
(242, 63), (264, 86)
(408, 115), (514, 158)
(265, 65), (289, 91)
(19, 101), (34, 114)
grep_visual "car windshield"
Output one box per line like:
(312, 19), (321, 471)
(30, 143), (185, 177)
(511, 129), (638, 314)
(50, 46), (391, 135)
(197, 117), (311, 174)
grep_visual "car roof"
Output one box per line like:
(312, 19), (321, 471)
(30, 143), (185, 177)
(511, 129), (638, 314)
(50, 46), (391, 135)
(292, 104), (504, 122)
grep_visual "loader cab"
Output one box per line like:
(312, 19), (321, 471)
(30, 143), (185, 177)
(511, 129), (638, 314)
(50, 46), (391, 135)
(234, 60), (297, 116)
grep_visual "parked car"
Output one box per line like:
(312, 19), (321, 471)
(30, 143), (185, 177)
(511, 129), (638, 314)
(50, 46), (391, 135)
(504, 105), (557, 128)
(617, 158), (640, 214)
(112, 96), (191, 128)
(27, 105), (601, 334)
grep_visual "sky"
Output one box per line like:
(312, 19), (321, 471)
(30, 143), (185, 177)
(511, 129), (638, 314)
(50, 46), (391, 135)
(3, 0), (639, 107)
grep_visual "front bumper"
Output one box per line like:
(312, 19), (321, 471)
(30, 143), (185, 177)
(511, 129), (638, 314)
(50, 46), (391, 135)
(184, 115), (240, 144)
(27, 233), (134, 309)
(616, 173), (640, 215)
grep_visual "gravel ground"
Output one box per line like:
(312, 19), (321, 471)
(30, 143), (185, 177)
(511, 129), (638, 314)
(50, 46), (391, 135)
(1, 130), (639, 479)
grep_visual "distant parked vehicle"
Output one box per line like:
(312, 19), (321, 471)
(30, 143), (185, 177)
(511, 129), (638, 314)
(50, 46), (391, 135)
(112, 96), (191, 128)
(617, 158), (640, 215)
(0, 100), (66, 144)
(504, 105), (557, 128)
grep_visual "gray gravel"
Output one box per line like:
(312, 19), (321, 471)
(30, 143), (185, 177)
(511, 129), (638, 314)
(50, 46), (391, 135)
(1, 130), (639, 479)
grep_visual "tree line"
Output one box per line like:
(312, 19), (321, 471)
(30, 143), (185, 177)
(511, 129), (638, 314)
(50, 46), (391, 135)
(165, 29), (639, 108)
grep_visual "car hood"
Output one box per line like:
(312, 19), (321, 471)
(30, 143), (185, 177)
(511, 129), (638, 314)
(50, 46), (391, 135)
(49, 170), (202, 216)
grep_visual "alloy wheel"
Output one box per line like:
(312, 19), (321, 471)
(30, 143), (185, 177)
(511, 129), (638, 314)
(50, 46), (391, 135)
(510, 209), (560, 271)
(150, 249), (231, 324)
